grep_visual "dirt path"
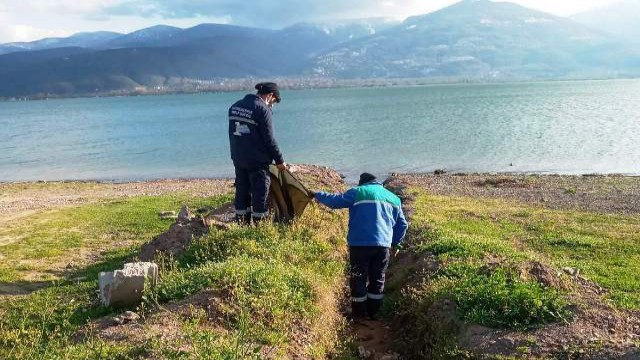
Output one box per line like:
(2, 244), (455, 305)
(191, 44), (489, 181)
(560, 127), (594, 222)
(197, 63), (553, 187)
(352, 319), (399, 359)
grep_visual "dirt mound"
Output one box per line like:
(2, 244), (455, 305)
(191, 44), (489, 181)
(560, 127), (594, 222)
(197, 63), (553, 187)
(78, 289), (229, 351)
(287, 164), (345, 192)
(519, 261), (569, 290)
(448, 261), (640, 359)
(386, 251), (439, 290)
(204, 202), (236, 223)
(383, 175), (418, 218)
(138, 164), (345, 262)
(139, 206), (210, 262)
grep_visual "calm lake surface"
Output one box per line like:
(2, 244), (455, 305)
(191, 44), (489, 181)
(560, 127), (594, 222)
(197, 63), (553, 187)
(1, 79), (639, 181)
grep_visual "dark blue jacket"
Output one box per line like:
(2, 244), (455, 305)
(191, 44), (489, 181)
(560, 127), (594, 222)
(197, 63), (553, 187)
(315, 182), (408, 248)
(229, 94), (284, 169)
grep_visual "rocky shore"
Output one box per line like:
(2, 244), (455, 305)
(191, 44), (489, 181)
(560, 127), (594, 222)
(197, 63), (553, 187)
(3, 172), (638, 228)
(388, 172), (640, 214)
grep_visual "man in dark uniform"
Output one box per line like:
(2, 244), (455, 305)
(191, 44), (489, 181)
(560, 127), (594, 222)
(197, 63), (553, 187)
(229, 82), (287, 224)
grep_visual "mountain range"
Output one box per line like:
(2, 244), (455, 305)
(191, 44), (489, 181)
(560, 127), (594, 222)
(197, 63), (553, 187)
(1, 0), (639, 98)
(312, 0), (639, 79)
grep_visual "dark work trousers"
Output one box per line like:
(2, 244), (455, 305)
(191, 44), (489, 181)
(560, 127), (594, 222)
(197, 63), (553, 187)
(234, 165), (271, 221)
(349, 246), (390, 318)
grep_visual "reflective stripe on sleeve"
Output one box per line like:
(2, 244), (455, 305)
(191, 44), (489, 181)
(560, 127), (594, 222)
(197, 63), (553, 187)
(353, 200), (398, 207)
(229, 116), (257, 125)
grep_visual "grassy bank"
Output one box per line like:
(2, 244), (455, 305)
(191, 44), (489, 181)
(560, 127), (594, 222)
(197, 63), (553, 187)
(0, 193), (231, 287)
(4, 173), (640, 359)
(386, 185), (640, 358)
(413, 192), (640, 309)
(0, 188), (350, 359)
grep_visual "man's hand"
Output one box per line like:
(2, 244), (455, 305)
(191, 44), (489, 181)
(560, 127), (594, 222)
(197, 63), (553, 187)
(276, 163), (287, 171)
(308, 190), (317, 198)
(392, 246), (402, 257)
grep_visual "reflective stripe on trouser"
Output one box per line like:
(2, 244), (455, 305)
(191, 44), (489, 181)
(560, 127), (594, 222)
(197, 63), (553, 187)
(351, 295), (368, 303)
(234, 165), (271, 216)
(349, 246), (390, 317)
(251, 211), (269, 219)
(235, 208), (250, 216)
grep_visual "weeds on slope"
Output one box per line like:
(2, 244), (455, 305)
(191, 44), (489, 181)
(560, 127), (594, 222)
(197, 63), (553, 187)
(144, 205), (348, 358)
(1, 195), (349, 359)
(391, 191), (579, 358)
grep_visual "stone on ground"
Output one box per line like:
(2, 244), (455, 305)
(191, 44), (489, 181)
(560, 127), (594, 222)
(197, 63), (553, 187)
(112, 310), (141, 325)
(99, 262), (158, 308)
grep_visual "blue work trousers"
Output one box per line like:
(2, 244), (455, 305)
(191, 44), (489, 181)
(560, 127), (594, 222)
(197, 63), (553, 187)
(349, 246), (390, 318)
(234, 165), (270, 219)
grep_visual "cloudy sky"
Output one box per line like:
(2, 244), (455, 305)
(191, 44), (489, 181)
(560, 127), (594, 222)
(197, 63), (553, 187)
(0, 0), (620, 43)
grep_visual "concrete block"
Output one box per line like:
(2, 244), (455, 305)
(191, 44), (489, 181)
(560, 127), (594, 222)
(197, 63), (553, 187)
(99, 262), (158, 308)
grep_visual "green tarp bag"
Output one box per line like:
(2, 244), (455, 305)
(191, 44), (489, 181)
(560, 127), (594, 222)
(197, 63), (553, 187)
(268, 165), (313, 222)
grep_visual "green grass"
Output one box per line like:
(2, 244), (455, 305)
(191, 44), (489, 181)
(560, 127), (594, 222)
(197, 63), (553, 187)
(411, 192), (640, 309)
(10, 181), (638, 358)
(391, 189), (640, 358)
(0, 193), (349, 359)
(430, 264), (569, 329)
(142, 205), (348, 357)
(0, 193), (231, 284)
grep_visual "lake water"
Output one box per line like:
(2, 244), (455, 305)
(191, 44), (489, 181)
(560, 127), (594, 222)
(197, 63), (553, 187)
(1, 79), (640, 182)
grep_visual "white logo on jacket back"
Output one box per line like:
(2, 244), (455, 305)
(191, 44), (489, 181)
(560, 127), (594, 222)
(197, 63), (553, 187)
(233, 122), (251, 136)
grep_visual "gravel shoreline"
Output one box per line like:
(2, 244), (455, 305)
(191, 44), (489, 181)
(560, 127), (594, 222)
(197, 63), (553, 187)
(389, 173), (640, 215)
(0, 164), (346, 225)
(0, 179), (234, 225)
(2, 172), (640, 225)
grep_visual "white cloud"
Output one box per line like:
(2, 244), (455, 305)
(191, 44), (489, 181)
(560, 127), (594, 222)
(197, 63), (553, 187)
(0, 10), (73, 42)
(0, 0), (625, 43)
(0, 0), (122, 15)
(0, 12), (71, 43)
(11, 25), (70, 42)
(495, 0), (619, 16)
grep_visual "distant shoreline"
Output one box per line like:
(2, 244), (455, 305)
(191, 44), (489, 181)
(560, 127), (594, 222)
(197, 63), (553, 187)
(2, 171), (639, 185)
(2, 76), (639, 102)
(3, 173), (640, 225)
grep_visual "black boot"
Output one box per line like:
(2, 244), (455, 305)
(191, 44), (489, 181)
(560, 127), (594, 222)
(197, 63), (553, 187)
(366, 298), (383, 320)
(351, 301), (367, 320)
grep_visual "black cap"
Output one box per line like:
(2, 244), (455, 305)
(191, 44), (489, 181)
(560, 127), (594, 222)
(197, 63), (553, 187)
(255, 82), (281, 103)
(358, 172), (377, 186)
